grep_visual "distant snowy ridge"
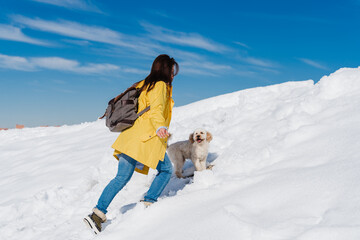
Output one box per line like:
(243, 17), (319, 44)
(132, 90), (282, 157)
(1, 67), (360, 240)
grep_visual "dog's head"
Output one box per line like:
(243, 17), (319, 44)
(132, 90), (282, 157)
(189, 128), (213, 144)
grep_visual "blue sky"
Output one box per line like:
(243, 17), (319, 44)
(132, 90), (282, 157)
(1, 0), (359, 128)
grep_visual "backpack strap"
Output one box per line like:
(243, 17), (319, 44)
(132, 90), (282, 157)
(111, 80), (142, 105)
(137, 106), (150, 117)
(134, 80), (150, 117)
(99, 113), (106, 119)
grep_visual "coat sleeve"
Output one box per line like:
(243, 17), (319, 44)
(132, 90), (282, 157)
(147, 81), (168, 131)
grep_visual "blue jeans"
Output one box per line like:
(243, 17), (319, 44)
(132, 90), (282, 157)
(95, 153), (173, 214)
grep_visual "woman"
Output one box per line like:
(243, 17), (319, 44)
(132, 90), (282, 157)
(84, 54), (179, 234)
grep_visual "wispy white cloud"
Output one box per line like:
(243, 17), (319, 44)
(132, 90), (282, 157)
(0, 24), (50, 46)
(6, 16), (280, 78)
(179, 60), (232, 76)
(31, 0), (101, 13)
(241, 56), (279, 68)
(12, 16), (135, 48)
(234, 41), (251, 49)
(11, 16), (163, 56)
(0, 53), (35, 71)
(31, 57), (79, 71)
(232, 69), (258, 77)
(73, 63), (119, 74)
(62, 39), (91, 46)
(181, 61), (232, 71)
(0, 53), (119, 74)
(254, 67), (280, 74)
(179, 68), (218, 77)
(120, 67), (148, 75)
(30, 57), (122, 74)
(10, 15), (236, 61)
(146, 9), (172, 19)
(140, 22), (229, 53)
(298, 58), (328, 70)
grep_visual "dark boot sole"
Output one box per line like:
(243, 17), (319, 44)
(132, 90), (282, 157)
(83, 216), (100, 235)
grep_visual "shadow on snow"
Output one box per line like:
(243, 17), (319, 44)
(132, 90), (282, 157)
(118, 152), (218, 215)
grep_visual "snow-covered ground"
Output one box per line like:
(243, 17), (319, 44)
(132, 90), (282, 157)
(1, 67), (360, 240)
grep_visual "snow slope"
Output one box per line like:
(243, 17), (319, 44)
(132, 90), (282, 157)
(1, 67), (360, 240)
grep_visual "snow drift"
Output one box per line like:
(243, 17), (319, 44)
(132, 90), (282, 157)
(1, 67), (360, 240)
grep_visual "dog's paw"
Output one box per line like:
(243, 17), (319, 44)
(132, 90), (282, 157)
(175, 171), (184, 179)
(206, 164), (215, 170)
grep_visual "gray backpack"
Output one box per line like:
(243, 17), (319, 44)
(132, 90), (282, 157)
(99, 81), (150, 132)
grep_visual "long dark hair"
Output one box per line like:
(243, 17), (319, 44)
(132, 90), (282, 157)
(140, 54), (179, 93)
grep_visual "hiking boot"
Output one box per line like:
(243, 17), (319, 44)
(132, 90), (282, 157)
(83, 208), (106, 234)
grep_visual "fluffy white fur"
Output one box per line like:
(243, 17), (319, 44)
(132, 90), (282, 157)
(167, 128), (213, 178)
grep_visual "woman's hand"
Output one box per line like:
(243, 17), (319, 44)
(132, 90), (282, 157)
(157, 128), (170, 139)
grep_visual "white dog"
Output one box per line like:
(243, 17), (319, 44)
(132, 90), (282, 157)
(167, 128), (213, 178)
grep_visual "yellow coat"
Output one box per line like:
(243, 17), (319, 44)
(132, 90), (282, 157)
(111, 80), (174, 175)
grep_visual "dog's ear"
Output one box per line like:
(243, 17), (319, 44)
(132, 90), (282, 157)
(206, 131), (213, 142)
(189, 133), (195, 143)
